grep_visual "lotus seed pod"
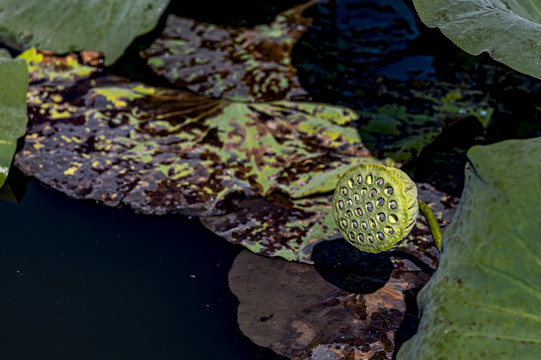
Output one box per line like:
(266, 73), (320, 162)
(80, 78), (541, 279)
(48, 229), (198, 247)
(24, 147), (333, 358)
(332, 163), (418, 253)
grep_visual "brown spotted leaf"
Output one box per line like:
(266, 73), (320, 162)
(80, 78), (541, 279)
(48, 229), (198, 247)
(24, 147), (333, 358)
(140, 1), (318, 102)
(15, 49), (376, 222)
(228, 189), (458, 358)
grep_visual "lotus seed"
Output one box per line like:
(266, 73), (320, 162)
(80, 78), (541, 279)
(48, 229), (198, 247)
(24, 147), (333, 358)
(386, 186), (394, 195)
(354, 193), (360, 202)
(385, 226), (394, 234)
(355, 208), (363, 216)
(342, 187), (348, 195)
(362, 221), (368, 230)
(377, 198), (384, 206)
(366, 202), (373, 211)
(390, 200), (397, 209)
(377, 178), (384, 186)
(349, 232), (355, 241)
(368, 234), (374, 242)
(358, 233), (364, 242)
(369, 219), (376, 228)
(352, 220), (358, 228)
(370, 189), (377, 197)
(347, 199), (353, 206)
(357, 175), (363, 184)
(345, 210), (352, 217)
(361, 188), (367, 197)
(377, 232), (384, 240)
(378, 213), (386, 221)
(341, 219), (348, 228)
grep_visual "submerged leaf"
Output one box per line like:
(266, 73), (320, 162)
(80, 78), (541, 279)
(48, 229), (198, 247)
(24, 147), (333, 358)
(414, 0), (541, 80)
(0, 53), (28, 188)
(141, 1), (317, 101)
(398, 138), (541, 359)
(0, 0), (169, 65)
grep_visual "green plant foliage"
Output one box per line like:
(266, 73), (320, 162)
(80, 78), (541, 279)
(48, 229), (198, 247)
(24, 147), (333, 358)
(414, 0), (541, 80)
(0, 52), (28, 188)
(398, 138), (541, 359)
(141, 1), (315, 102)
(0, 0), (169, 66)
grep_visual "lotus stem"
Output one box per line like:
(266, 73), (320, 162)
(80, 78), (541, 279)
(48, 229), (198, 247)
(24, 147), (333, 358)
(417, 199), (442, 252)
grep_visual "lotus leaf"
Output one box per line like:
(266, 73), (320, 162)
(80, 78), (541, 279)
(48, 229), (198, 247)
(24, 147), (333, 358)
(141, 1), (316, 102)
(0, 0), (169, 66)
(414, 0), (541, 80)
(398, 138), (541, 359)
(0, 52), (28, 188)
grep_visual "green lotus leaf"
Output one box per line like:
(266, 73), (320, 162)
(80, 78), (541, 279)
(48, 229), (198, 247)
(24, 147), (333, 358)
(398, 138), (541, 359)
(333, 163), (419, 253)
(413, 0), (541, 80)
(0, 0), (169, 66)
(141, 1), (316, 102)
(0, 53), (28, 188)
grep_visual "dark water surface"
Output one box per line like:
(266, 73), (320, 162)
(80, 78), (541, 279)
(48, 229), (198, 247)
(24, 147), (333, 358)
(0, 181), (284, 360)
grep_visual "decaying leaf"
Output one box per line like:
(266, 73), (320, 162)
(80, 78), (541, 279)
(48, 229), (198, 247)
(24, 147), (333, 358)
(141, 0), (318, 101)
(15, 49), (376, 223)
(228, 184), (458, 359)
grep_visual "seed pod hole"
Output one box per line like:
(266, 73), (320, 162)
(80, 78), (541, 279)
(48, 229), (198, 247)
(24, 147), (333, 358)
(345, 210), (352, 217)
(366, 202), (373, 211)
(358, 233), (364, 242)
(386, 186), (394, 195)
(361, 188), (367, 197)
(366, 174), (373, 185)
(390, 200), (397, 209)
(385, 226), (394, 234)
(376, 177), (384, 186)
(354, 193), (360, 202)
(370, 189), (377, 197)
(377, 198), (385, 206)
(337, 200), (345, 209)
(368, 234), (374, 243)
(352, 220), (358, 228)
(341, 219), (348, 228)
(369, 219), (376, 228)
(362, 221), (368, 230)
(357, 175), (363, 184)
(378, 213), (386, 222)
(348, 179), (355, 188)
(377, 232), (385, 240)
(349, 232), (355, 241)
(347, 199), (353, 206)
(355, 208), (363, 216)
(389, 214), (399, 223)
(342, 187), (348, 196)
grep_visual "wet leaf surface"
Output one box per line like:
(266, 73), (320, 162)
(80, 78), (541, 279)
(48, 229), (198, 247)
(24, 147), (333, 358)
(228, 185), (458, 358)
(398, 138), (541, 360)
(0, 0), (169, 66)
(15, 49), (376, 222)
(141, 1), (317, 102)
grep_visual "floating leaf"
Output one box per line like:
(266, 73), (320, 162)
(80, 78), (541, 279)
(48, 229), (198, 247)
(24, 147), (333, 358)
(15, 50), (375, 220)
(141, 1), (317, 101)
(413, 0), (541, 80)
(0, 52), (28, 188)
(0, 0), (169, 66)
(398, 138), (541, 359)
(228, 185), (458, 358)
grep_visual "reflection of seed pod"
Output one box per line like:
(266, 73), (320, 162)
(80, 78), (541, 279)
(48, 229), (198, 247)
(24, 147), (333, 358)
(332, 163), (418, 253)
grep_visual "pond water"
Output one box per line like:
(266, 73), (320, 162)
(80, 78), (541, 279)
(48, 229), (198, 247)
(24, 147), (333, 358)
(0, 180), (284, 360)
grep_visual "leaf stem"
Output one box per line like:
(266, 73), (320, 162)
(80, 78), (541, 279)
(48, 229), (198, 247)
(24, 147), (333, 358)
(418, 199), (442, 252)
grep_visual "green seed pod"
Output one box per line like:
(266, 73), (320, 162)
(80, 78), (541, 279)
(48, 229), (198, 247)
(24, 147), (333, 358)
(332, 163), (418, 253)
